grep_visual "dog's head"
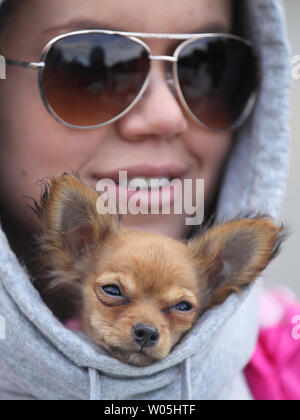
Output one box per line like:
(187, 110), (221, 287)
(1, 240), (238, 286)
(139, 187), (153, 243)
(31, 174), (286, 366)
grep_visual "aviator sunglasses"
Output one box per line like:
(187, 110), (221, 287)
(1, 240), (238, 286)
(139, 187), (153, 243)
(6, 30), (260, 131)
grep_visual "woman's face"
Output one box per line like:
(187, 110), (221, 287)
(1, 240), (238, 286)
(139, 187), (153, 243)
(0, 0), (233, 240)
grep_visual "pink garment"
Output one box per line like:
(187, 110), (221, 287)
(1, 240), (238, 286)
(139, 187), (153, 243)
(64, 318), (81, 332)
(245, 288), (300, 400)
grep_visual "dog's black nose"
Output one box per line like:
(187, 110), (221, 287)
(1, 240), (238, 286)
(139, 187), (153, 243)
(132, 323), (160, 348)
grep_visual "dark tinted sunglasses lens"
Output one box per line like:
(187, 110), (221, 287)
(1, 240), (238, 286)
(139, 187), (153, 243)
(42, 33), (150, 127)
(177, 37), (258, 130)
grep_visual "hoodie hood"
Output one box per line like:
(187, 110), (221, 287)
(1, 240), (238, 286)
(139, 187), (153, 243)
(0, 0), (291, 400)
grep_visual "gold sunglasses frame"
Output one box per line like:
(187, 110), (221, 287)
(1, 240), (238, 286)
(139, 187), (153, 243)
(5, 29), (260, 131)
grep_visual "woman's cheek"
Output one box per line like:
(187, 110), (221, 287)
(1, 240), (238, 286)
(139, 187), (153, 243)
(183, 129), (233, 208)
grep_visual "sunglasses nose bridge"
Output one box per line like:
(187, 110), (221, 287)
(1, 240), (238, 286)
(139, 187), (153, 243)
(147, 55), (178, 96)
(149, 55), (178, 64)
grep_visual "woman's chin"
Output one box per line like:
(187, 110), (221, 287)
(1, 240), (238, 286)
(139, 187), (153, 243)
(121, 213), (188, 239)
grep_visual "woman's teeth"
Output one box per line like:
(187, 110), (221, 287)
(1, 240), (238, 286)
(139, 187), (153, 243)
(118, 177), (172, 191)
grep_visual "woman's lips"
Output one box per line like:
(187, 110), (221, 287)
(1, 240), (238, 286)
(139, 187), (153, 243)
(93, 162), (188, 182)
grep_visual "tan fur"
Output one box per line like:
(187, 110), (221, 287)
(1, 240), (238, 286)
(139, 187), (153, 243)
(31, 173), (286, 367)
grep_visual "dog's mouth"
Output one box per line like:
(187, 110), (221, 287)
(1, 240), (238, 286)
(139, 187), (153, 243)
(108, 345), (162, 367)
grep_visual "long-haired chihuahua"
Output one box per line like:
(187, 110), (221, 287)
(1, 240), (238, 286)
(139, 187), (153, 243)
(29, 173), (286, 367)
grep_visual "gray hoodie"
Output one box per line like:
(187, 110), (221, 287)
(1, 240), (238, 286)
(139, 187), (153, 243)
(0, 0), (291, 400)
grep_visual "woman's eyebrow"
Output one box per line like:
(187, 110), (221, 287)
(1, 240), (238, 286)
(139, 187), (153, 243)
(42, 18), (230, 36)
(42, 18), (114, 35)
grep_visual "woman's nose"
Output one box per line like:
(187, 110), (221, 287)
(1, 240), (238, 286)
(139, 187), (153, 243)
(117, 66), (189, 142)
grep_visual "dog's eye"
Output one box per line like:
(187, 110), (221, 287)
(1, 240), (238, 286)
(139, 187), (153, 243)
(102, 285), (123, 297)
(173, 301), (193, 312)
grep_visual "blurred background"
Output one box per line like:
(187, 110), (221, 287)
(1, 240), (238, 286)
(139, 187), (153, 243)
(266, 0), (300, 297)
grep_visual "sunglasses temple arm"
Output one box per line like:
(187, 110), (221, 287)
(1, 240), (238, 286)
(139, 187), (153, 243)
(5, 58), (45, 70)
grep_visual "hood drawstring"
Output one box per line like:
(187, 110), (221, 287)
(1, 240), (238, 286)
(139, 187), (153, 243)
(181, 357), (193, 400)
(89, 357), (193, 401)
(89, 368), (102, 401)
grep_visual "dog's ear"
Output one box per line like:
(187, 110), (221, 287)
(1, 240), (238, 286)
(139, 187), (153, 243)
(31, 173), (120, 265)
(186, 217), (287, 310)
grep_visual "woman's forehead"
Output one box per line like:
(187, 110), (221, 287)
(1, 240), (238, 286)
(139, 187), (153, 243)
(20, 0), (232, 37)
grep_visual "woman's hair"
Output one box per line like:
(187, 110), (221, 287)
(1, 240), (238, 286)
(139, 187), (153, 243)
(0, 0), (19, 47)
(232, 0), (243, 36)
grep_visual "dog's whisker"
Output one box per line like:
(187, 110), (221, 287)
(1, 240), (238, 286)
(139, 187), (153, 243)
(90, 321), (123, 334)
(93, 320), (123, 332)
